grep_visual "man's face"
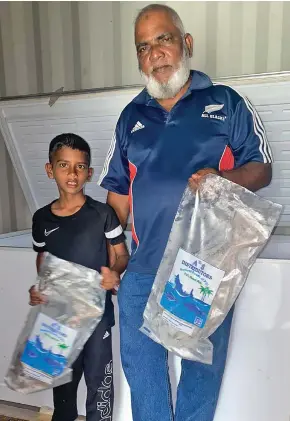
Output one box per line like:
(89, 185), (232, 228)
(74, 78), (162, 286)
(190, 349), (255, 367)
(135, 10), (188, 84)
(135, 10), (192, 99)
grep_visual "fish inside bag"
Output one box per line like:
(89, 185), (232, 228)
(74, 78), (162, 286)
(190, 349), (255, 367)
(140, 174), (282, 364)
(5, 253), (105, 393)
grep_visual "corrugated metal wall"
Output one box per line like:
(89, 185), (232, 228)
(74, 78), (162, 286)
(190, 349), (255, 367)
(0, 1), (289, 97)
(0, 132), (31, 233)
(0, 1), (289, 233)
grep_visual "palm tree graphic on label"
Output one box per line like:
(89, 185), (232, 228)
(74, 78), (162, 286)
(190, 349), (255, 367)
(199, 285), (214, 302)
(58, 343), (69, 355)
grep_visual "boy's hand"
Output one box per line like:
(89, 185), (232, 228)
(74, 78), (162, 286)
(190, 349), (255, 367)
(29, 285), (47, 306)
(100, 267), (120, 290)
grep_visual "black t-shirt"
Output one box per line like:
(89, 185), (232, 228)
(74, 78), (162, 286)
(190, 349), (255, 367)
(32, 196), (126, 326)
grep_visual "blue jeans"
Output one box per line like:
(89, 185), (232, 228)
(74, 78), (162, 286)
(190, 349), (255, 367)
(118, 271), (234, 421)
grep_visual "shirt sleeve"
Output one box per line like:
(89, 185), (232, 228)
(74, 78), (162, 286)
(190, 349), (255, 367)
(32, 212), (47, 253)
(229, 95), (273, 167)
(104, 205), (126, 246)
(98, 117), (130, 195)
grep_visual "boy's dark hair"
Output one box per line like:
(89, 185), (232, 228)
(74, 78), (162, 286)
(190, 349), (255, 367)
(49, 133), (91, 166)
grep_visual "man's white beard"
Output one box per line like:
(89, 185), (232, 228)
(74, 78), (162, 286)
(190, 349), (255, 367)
(141, 52), (190, 100)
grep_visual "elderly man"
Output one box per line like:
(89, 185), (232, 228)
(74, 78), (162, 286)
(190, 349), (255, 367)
(98, 4), (272, 421)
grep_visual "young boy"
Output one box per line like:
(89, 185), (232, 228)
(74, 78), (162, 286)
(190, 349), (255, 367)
(29, 133), (129, 421)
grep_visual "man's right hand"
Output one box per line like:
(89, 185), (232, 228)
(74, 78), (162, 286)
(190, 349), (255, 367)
(189, 168), (220, 192)
(29, 285), (47, 306)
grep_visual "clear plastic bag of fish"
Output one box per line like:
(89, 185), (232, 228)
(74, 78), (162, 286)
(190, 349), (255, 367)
(5, 253), (105, 393)
(140, 174), (282, 364)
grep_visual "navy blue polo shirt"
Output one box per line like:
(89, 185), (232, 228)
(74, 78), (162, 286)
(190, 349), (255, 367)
(98, 70), (272, 275)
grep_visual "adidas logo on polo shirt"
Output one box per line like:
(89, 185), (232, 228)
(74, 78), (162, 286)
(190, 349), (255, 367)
(131, 121), (145, 133)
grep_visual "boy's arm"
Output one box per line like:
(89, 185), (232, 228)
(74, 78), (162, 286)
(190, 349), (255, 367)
(110, 242), (129, 275)
(29, 252), (47, 305)
(29, 212), (47, 305)
(36, 252), (45, 274)
(106, 192), (130, 269)
(101, 242), (129, 290)
(101, 203), (129, 290)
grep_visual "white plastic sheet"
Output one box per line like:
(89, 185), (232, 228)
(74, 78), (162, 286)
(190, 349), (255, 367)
(5, 253), (105, 393)
(140, 175), (282, 364)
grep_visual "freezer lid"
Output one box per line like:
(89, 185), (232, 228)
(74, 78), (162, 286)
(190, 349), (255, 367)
(0, 88), (140, 213)
(0, 74), (289, 226)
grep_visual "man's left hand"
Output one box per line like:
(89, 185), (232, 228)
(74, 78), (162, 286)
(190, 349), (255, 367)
(189, 168), (220, 191)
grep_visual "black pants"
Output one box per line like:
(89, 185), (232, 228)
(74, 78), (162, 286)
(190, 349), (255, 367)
(52, 318), (114, 421)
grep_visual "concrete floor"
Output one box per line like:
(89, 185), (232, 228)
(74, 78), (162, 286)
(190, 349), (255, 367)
(0, 403), (85, 420)
(0, 403), (41, 420)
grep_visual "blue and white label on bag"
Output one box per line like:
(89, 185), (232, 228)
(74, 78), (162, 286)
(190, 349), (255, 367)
(21, 313), (77, 383)
(160, 248), (225, 332)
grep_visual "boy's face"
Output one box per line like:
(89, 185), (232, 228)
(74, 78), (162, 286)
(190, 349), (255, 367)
(45, 147), (93, 195)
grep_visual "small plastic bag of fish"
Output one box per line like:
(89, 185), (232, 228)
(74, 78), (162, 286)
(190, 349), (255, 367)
(140, 174), (282, 364)
(5, 253), (105, 393)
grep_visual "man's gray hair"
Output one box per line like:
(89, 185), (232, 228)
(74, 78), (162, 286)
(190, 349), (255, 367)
(134, 3), (185, 36)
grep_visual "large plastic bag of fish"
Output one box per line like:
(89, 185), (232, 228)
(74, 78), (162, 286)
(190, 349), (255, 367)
(5, 253), (105, 393)
(140, 174), (282, 364)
